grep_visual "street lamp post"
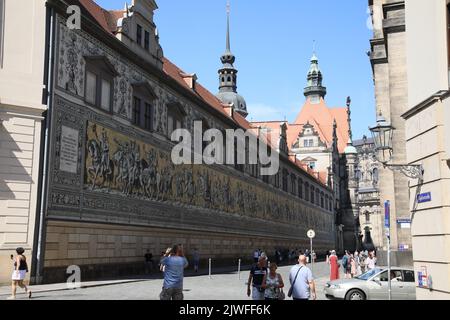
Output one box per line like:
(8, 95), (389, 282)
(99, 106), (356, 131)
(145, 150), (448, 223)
(369, 114), (424, 180)
(385, 200), (392, 301)
(370, 114), (424, 300)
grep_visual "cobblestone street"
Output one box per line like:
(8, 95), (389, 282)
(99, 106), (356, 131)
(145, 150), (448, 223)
(0, 261), (341, 300)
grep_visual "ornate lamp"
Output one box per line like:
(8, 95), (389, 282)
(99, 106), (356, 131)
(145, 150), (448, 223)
(369, 113), (423, 180)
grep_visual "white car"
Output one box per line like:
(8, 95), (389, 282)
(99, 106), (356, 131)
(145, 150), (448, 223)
(324, 267), (416, 300)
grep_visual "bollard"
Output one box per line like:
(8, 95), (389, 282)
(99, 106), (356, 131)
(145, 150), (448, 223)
(238, 259), (241, 280)
(209, 258), (212, 279)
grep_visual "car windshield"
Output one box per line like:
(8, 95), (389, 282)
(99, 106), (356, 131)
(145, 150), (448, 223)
(356, 268), (383, 280)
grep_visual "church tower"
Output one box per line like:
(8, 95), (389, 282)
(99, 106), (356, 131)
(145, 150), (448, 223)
(303, 53), (327, 104)
(216, 1), (248, 118)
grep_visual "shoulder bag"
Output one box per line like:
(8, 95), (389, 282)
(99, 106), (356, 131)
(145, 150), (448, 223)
(287, 266), (303, 298)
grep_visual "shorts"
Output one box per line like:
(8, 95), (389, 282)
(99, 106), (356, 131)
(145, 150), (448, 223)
(252, 287), (265, 300)
(12, 270), (27, 281)
(160, 287), (184, 301)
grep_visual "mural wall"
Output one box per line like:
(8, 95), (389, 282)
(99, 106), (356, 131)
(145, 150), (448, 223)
(83, 121), (332, 231)
(48, 15), (334, 243)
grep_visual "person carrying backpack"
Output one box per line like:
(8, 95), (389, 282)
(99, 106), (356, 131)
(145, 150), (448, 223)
(342, 251), (351, 279)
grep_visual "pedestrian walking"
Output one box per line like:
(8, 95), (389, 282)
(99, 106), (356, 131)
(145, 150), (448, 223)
(342, 250), (352, 279)
(261, 263), (285, 300)
(350, 254), (357, 278)
(305, 249), (310, 264)
(253, 249), (260, 263)
(365, 251), (377, 271)
(288, 255), (316, 300)
(354, 251), (362, 276)
(159, 244), (189, 300)
(8, 247), (31, 300)
(328, 250), (340, 281)
(144, 250), (154, 274)
(247, 255), (268, 300)
(192, 248), (200, 273)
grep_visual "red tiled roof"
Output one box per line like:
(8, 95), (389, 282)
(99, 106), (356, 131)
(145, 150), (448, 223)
(79, 0), (117, 33)
(293, 98), (349, 153)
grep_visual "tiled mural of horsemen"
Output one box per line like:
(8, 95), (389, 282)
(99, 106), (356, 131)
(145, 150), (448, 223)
(83, 122), (332, 230)
(86, 125), (114, 190)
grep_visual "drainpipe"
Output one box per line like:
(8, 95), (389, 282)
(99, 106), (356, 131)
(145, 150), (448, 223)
(31, 3), (55, 285)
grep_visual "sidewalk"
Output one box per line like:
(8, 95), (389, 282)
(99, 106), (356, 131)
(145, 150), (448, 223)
(0, 263), (255, 297)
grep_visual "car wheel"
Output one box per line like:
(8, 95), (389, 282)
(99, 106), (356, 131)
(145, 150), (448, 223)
(345, 289), (366, 301)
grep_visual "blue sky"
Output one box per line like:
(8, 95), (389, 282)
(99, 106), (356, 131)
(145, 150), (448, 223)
(96, 0), (375, 139)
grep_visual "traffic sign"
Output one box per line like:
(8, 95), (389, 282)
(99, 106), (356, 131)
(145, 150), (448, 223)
(307, 229), (315, 239)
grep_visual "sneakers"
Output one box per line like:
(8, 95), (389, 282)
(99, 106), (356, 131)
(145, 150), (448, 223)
(6, 296), (16, 300)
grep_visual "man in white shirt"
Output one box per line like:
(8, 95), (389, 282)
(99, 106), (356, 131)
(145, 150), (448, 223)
(365, 251), (376, 270)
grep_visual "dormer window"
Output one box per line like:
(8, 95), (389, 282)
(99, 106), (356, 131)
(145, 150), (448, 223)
(84, 56), (118, 112)
(136, 24), (142, 46)
(132, 82), (157, 131)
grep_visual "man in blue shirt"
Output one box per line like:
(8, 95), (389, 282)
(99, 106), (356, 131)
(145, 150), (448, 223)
(289, 255), (316, 300)
(159, 244), (189, 300)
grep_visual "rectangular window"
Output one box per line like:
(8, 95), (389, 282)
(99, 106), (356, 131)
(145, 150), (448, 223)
(144, 103), (152, 130)
(86, 71), (97, 105)
(168, 115), (173, 136)
(0, 0), (4, 68)
(133, 97), (141, 126)
(137, 24), (142, 45)
(303, 140), (308, 147)
(100, 79), (111, 111)
(298, 180), (303, 198)
(144, 31), (150, 50)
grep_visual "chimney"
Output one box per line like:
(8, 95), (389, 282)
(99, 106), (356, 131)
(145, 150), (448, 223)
(180, 72), (198, 90)
(222, 102), (234, 117)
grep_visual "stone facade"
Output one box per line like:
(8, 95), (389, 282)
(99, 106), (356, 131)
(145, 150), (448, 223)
(31, 0), (336, 284)
(0, 0), (47, 285)
(368, 0), (412, 258)
(354, 137), (380, 251)
(403, 0), (450, 299)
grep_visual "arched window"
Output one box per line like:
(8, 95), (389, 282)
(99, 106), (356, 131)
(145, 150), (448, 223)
(320, 192), (325, 208)
(298, 178), (303, 199)
(290, 174), (297, 195)
(305, 182), (310, 201)
(310, 186), (315, 204)
(282, 169), (289, 192)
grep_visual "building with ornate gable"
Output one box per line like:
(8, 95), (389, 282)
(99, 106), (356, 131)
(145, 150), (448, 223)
(252, 53), (360, 253)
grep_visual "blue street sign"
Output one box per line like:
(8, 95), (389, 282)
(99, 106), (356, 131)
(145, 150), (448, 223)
(417, 192), (432, 203)
(384, 201), (390, 229)
(397, 218), (411, 224)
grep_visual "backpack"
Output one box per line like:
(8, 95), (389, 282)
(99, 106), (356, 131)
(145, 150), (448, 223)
(342, 255), (348, 268)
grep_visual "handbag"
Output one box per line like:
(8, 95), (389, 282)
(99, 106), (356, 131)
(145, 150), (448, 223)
(287, 266), (303, 298)
(278, 288), (286, 300)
